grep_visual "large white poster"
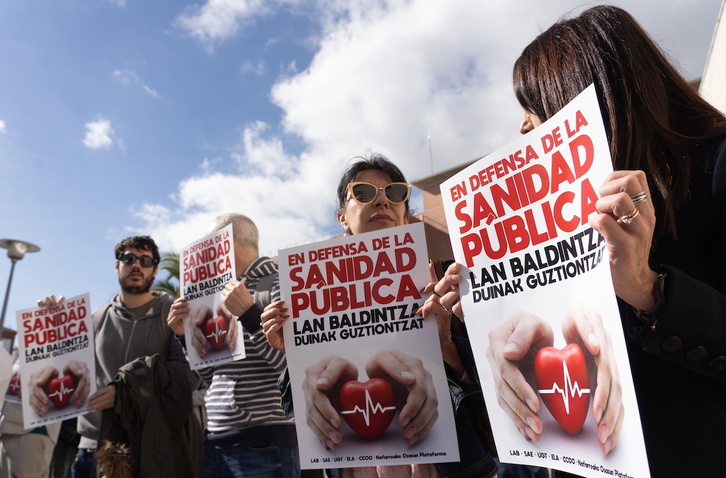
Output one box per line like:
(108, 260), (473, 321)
(180, 224), (244, 370)
(440, 85), (650, 478)
(17, 292), (96, 428)
(279, 223), (460, 469)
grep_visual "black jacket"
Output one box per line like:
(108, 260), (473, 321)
(99, 354), (204, 478)
(620, 136), (726, 477)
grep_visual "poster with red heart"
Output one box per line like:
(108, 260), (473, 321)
(180, 223), (245, 370)
(15, 292), (96, 429)
(279, 222), (460, 469)
(440, 85), (651, 478)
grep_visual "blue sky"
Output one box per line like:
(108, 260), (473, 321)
(0, 0), (721, 335)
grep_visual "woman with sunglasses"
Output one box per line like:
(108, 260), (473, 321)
(334, 159), (411, 236)
(262, 153), (499, 477)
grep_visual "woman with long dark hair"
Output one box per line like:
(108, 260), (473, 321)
(434, 6), (726, 477)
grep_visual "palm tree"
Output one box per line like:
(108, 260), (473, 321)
(153, 252), (180, 299)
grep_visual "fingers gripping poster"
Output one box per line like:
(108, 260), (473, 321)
(16, 293), (96, 428)
(180, 223), (244, 370)
(279, 223), (460, 469)
(440, 86), (650, 478)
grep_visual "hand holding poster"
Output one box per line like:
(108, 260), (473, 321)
(16, 292), (95, 428)
(440, 85), (650, 478)
(278, 223), (459, 469)
(180, 223), (244, 370)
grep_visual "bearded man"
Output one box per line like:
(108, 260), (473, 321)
(37, 236), (198, 478)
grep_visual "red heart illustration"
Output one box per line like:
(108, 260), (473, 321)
(7, 375), (21, 396)
(44, 374), (77, 409)
(339, 378), (397, 440)
(202, 315), (228, 351)
(534, 343), (591, 435)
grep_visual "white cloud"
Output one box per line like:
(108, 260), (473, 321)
(138, 0), (721, 254)
(232, 121), (299, 177)
(113, 69), (137, 86)
(142, 85), (159, 97)
(0, 120), (6, 134)
(174, 0), (271, 51)
(240, 58), (266, 76)
(134, 164), (331, 254)
(113, 69), (160, 98)
(82, 117), (118, 150)
(271, 1), (527, 173)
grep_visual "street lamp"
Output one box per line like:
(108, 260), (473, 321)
(0, 239), (40, 333)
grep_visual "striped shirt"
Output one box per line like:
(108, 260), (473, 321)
(200, 256), (294, 436)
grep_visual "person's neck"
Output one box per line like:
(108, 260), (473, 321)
(119, 290), (155, 309)
(235, 245), (260, 279)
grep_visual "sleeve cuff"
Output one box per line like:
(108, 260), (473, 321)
(238, 304), (264, 333)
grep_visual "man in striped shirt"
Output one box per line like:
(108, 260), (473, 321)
(168, 213), (299, 477)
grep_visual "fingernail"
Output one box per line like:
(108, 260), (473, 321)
(602, 438), (612, 454)
(595, 406), (603, 422)
(588, 332), (599, 347)
(404, 426), (418, 440)
(400, 371), (415, 380)
(599, 424), (610, 444)
(503, 342), (519, 353)
(525, 426), (537, 441)
(317, 376), (330, 386)
(526, 416), (540, 434)
(526, 398), (537, 413)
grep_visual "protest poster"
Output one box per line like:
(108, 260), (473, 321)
(279, 222), (459, 469)
(16, 292), (95, 428)
(180, 223), (244, 370)
(440, 85), (650, 478)
(3, 361), (20, 406)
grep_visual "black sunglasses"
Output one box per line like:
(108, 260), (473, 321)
(117, 253), (157, 268)
(347, 182), (412, 205)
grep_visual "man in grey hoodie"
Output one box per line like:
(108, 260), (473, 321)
(35, 235), (193, 478)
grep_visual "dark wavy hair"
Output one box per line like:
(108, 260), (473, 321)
(114, 235), (160, 265)
(336, 153), (411, 217)
(513, 5), (726, 239)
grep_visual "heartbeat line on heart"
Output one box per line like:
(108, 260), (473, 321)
(341, 390), (397, 426)
(48, 382), (75, 400)
(206, 323), (227, 341)
(537, 360), (590, 414)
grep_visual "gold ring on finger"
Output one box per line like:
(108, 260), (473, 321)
(618, 207), (639, 224)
